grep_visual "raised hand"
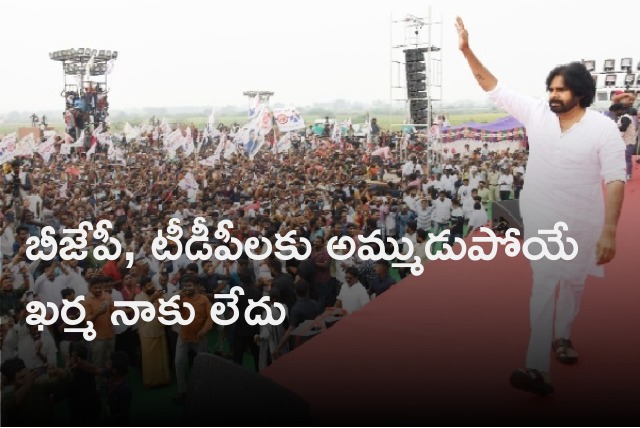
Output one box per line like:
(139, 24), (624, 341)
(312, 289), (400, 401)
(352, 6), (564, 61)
(455, 16), (469, 51)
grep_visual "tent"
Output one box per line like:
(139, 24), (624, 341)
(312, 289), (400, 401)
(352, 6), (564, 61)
(437, 115), (528, 152)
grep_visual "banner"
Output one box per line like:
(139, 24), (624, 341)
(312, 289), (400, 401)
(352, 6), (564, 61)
(234, 105), (272, 160)
(272, 107), (306, 132)
(15, 134), (36, 157)
(273, 132), (292, 154)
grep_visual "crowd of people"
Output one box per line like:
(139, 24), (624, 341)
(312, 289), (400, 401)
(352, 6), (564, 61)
(0, 105), (633, 423)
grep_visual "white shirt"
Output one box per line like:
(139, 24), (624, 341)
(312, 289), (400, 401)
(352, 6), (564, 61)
(498, 174), (513, 191)
(337, 282), (369, 314)
(61, 268), (88, 297)
(468, 209), (488, 229)
(33, 274), (65, 309)
(488, 83), (626, 283)
(17, 326), (57, 369)
(431, 198), (452, 224)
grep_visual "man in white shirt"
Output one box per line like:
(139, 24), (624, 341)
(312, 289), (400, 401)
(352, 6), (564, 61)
(431, 191), (452, 234)
(32, 262), (65, 310)
(440, 170), (456, 197)
(335, 267), (369, 314)
(457, 178), (472, 202)
(457, 17), (625, 396)
(498, 169), (514, 201)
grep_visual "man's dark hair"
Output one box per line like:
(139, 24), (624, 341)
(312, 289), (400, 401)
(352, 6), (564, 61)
(89, 275), (112, 287)
(545, 62), (595, 108)
(295, 280), (310, 298)
(238, 270), (253, 286)
(139, 275), (152, 287)
(268, 258), (282, 273)
(0, 357), (25, 384)
(180, 274), (198, 286)
(345, 266), (360, 278)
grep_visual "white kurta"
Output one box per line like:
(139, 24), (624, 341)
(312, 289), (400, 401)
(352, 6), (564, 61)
(488, 84), (626, 284)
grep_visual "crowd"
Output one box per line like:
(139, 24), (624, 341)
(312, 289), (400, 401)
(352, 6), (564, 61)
(0, 116), (541, 425)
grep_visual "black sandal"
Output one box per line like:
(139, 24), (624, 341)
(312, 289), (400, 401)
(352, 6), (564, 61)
(552, 338), (578, 364)
(510, 369), (554, 396)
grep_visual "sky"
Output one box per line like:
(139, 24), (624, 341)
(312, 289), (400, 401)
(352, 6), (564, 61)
(1, 0), (639, 114)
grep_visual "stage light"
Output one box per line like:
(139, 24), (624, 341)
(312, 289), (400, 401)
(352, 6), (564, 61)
(604, 59), (615, 72)
(99, 50), (105, 59)
(624, 73), (635, 86)
(620, 57), (632, 72)
(70, 48), (76, 56)
(49, 52), (53, 59)
(582, 60), (595, 72)
(78, 48), (84, 55)
(112, 51), (118, 59)
(91, 49), (97, 57)
(604, 74), (617, 87)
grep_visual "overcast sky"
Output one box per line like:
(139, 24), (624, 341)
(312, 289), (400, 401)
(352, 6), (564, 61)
(1, 0), (639, 113)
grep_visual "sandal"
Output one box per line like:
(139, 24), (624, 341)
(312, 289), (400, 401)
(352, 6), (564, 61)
(552, 338), (578, 364)
(510, 369), (554, 396)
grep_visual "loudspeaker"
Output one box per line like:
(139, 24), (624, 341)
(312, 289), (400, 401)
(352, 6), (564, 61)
(492, 199), (523, 234)
(184, 353), (311, 426)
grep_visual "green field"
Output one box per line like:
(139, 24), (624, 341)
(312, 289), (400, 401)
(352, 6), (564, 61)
(0, 112), (507, 135)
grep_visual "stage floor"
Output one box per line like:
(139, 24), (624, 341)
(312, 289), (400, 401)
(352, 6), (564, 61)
(263, 161), (640, 425)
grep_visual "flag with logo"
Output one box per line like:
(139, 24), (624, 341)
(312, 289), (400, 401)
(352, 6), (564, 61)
(272, 107), (306, 132)
(0, 133), (17, 164)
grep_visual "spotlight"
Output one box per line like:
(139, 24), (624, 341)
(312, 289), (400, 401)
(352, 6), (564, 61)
(604, 74), (617, 87)
(603, 59), (615, 72)
(78, 48), (84, 55)
(582, 60), (595, 72)
(112, 51), (118, 59)
(624, 73), (635, 86)
(621, 57), (632, 72)
(91, 49), (97, 57)
(49, 52), (53, 59)
(70, 48), (76, 56)
(99, 50), (105, 59)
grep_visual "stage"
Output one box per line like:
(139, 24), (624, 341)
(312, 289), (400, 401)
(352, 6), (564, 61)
(262, 161), (640, 425)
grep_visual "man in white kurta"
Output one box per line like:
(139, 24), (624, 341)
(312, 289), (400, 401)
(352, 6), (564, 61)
(456, 17), (626, 395)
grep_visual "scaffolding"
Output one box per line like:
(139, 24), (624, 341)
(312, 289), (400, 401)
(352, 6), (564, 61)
(389, 7), (443, 130)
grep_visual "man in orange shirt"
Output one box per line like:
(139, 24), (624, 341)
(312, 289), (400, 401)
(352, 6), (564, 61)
(82, 275), (115, 392)
(174, 275), (213, 403)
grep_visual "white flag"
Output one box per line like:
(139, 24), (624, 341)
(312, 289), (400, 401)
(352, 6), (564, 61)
(36, 136), (56, 163)
(85, 52), (96, 77)
(106, 59), (116, 75)
(178, 172), (199, 199)
(93, 123), (103, 136)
